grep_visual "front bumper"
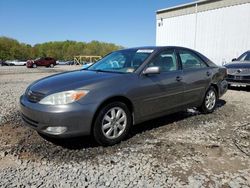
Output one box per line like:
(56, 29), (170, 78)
(20, 95), (98, 138)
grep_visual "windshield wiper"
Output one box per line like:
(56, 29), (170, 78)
(86, 69), (127, 74)
(95, 69), (112, 72)
(89, 69), (117, 73)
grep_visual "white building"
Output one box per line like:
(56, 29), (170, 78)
(156, 0), (250, 65)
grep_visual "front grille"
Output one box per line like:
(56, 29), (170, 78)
(226, 75), (250, 80)
(226, 79), (250, 84)
(26, 90), (45, 103)
(227, 68), (250, 75)
(244, 76), (250, 79)
(227, 75), (234, 79)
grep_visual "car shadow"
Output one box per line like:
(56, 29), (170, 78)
(39, 133), (99, 149)
(129, 111), (194, 138)
(228, 86), (250, 92)
(217, 99), (226, 108)
(43, 99), (226, 150)
(128, 99), (226, 139)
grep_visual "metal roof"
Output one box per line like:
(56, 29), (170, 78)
(156, 0), (250, 19)
(157, 0), (211, 14)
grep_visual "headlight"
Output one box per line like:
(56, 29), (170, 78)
(39, 90), (89, 105)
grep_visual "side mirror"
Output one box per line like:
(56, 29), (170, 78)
(232, 58), (237, 62)
(143, 66), (160, 75)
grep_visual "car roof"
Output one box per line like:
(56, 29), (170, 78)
(121, 46), (217, 68)
(120, 46), (196, 51)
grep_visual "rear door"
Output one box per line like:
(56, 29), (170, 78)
(137, 49), (184, 117)
(38, 58), (45, 66)
(177, 49), (212, 105)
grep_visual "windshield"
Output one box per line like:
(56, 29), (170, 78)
(87, 49), (153, 73)
(237, 52), (250, 61)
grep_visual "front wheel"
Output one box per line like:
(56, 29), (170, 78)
(199, 86), (218, 114)
(93, 102), (132, 146)
(32, 64), (37, 68)
(50, 64), (54, 68)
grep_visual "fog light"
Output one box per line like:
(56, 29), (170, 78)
(44, 126), (67, 135)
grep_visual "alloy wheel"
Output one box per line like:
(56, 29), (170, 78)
(205, 90), (216, 110)
(101, 107), (127, 139)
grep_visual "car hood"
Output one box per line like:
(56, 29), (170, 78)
(224, 61), (250, 68)
(29, 70), (124, 94)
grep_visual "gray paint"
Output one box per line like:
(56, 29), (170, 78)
(20, 46), (227, 138)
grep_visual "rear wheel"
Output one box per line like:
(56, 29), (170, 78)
(199, 86), (217, 114)
(93, 102), (132, 146)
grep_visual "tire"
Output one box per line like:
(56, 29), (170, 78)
(32, 64), (37, 68)
(199, 86), (218, 114)
(93, 102), (132, 146)
(50, 64), (54, 68)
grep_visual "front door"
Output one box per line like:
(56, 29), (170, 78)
(137, 49), (184, 118)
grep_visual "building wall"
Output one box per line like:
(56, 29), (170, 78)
(156, 3), (250, 65)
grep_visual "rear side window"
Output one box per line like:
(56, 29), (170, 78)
(179, 50), (207, 69)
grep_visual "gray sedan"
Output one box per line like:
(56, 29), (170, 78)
(20, 46), (228, 146)
(225, 50), (250, 87)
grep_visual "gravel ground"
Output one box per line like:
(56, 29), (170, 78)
(0, 66), (250, 187)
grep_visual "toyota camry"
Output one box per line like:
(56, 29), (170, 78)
(20, 46), (228, 146)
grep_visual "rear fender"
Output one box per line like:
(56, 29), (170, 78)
(210, 67), (228, 97)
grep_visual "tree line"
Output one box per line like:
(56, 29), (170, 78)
(0, 36), (123, 61)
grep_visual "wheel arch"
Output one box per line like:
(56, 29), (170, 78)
(91, 96), (134, 132)
(210, 83), (219, 96)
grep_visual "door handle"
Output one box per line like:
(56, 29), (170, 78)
(176, 76), (182, 81)
(206, 71), (211, 76)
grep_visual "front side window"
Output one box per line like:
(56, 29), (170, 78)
(179, 50), (207, 69)
(148, 50), (178, 72)
(88, 49), (153, 73)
